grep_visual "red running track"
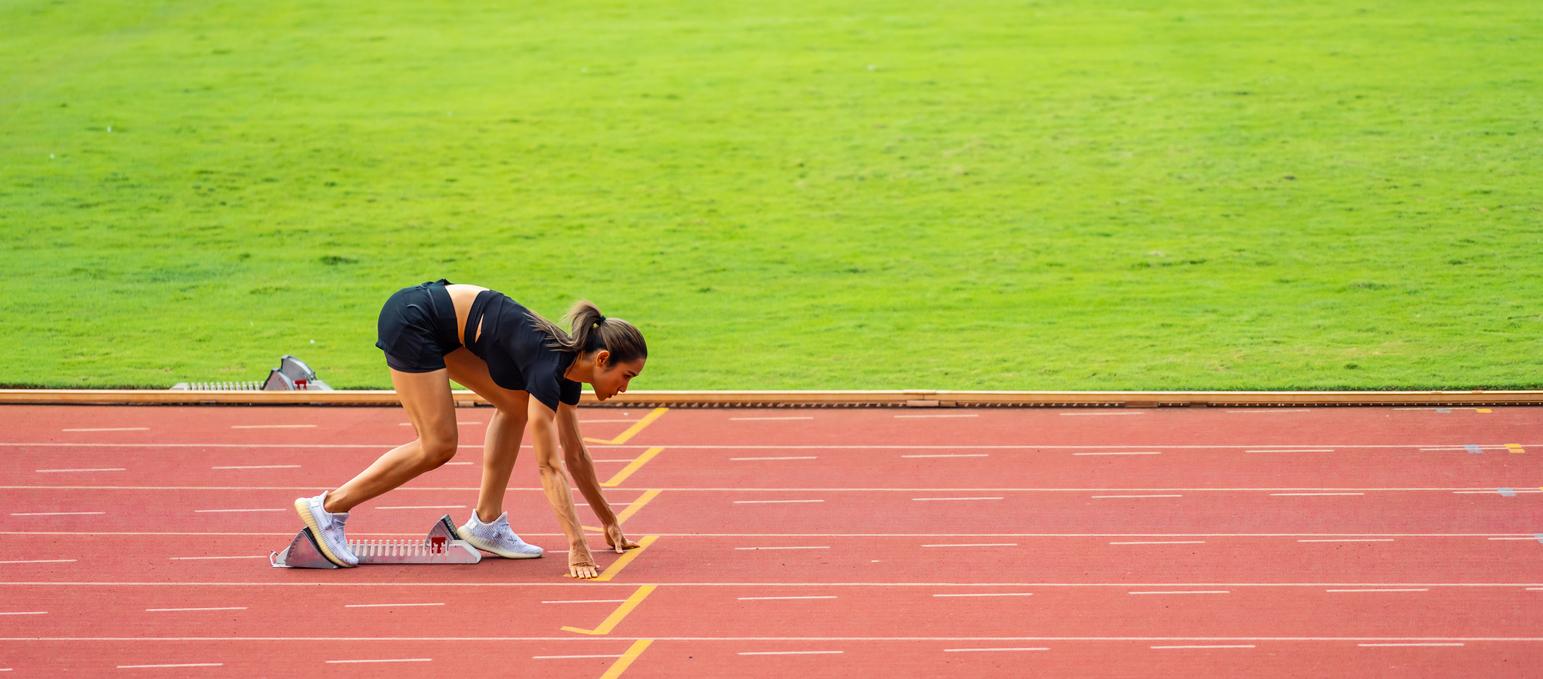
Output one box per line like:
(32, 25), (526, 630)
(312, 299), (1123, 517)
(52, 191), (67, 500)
(0, 404), (1540, 676)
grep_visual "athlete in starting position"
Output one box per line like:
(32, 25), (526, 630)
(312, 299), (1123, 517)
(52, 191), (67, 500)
(292, 279), (647, 578)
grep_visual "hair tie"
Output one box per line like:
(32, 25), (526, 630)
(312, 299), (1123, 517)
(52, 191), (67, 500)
(593, 315), (606, 329)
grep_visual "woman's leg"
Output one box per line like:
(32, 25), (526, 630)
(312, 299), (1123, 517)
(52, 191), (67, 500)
(443, 349), (529, 522)
(325, 368), (458, 513)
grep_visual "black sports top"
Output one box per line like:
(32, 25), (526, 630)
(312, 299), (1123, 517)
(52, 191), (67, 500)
(463, 290), (582, 411)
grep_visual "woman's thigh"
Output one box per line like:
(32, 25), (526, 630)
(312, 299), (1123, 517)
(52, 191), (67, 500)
(443, 348), (530, 414)
(390, 367), (457, 448)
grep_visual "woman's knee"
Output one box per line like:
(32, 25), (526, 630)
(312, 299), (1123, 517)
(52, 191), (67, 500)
(416, 431), (459, 467)
(495, 405), (528, 430)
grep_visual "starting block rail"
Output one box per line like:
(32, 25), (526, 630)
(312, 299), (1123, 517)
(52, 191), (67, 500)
(270, 514), (482, 568)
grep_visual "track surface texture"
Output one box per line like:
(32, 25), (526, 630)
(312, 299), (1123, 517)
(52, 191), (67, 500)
(1, 404), (1539, 676)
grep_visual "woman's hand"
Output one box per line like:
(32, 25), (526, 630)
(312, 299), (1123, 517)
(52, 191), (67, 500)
(567, 543), (599, 579)
(605, 523), (641, 554)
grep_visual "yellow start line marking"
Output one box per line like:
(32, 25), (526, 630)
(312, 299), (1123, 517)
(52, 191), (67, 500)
(586, 408), (669, 446)
(595, 534), (660, 582)
(603, 448), (663, 487)
(561, 584), (657, 635)
(600, 639), (654, 679)
(585, 490), (663, 534)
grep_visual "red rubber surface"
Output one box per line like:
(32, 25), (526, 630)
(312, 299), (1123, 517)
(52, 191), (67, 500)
(1, 404), (1540, 676)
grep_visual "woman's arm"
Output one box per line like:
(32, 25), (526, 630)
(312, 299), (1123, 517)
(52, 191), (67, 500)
(558, 404), (641, 553)
(528, 398), (598, 579)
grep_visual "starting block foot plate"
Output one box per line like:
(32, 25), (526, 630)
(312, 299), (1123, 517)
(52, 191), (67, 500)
(271, 514), (481, 568)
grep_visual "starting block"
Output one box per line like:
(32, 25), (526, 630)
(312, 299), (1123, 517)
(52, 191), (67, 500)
(173, 354), (333, 391)
(270, 514), (482, 568)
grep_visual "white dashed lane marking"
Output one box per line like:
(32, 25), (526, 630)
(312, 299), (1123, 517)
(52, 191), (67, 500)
(1271, 492), (1364, 497)
(735, 546), (829, 551)
(540, 599), (628, 604)
(192, 508), (284, 513)
(375, 505), (465, 511)
(921, 543), (1018, 548)
(1092, 494), (1181, 499)
(730, 456), (818, 461)
(1074, 451), (1161, 456)
(117, 663), (224, 669)
(343, 603), (445, 608)
(730, 416), (815, 421)
(210, 465), (300, 470)
(9, 512), (104, 517)
(1109, 540), (1206, 546)
(737, 596), (838, 601)
(324, 658), (432, 664)
(34, 468), (125, 473)
(901, 454), (989, 459)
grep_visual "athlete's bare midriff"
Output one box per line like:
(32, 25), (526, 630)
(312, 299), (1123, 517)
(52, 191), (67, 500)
(445, 284), (488, 345)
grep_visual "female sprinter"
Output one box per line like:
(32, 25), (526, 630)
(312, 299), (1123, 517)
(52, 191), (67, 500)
(292, 279), (646, 578)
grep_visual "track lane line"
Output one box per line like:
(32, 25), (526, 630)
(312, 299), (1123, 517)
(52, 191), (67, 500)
(116, 662), (222, 669)
(324, 658), (432, 664)
(9, 512), (103, 517)
(737, 596), (838, 601)
(34, 468), (125, 473)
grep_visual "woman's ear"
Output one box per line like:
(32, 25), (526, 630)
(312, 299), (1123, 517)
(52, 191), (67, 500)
(594, 349), (612, 369)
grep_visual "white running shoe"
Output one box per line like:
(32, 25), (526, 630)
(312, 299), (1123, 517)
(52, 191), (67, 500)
(459, 512), (544, 559)
(293, 491), (359, 567)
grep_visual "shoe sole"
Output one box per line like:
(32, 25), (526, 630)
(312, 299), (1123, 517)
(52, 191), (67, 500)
(459, 528), (544, 559)
(293, 498), (356, 567)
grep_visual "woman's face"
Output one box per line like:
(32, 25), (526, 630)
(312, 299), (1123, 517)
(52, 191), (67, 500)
(593, 354), (645, 401)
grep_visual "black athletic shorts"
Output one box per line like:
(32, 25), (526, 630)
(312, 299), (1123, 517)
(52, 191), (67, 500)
(374, 279), (461, 372)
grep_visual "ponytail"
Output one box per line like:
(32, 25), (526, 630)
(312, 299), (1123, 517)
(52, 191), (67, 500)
(527, 300), (648, 363)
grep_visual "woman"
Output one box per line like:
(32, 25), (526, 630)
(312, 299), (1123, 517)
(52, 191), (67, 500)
(293, 279), (647, 578)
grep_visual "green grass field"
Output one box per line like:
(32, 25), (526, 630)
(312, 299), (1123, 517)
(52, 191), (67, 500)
(2, 0), (1539, 390)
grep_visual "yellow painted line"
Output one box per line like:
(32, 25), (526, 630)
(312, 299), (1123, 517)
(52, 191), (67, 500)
(599, 639), (654, 678)
(595, 534), (659, 582)
(585, 407), (669, 445)
(560, 584), (657, 635)
(603, 447), (663, 487)
(1477, 408), (1493, 413)
(1506, 444), (1524, 454)
(615, 489), (661, 524)
(582, 489), (662, 533)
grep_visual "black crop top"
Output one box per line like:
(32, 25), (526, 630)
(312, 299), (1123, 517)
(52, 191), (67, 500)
(463, 290), (582, 411)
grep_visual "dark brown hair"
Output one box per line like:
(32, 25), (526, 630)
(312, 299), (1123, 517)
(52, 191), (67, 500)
(527, 300), (648, 363)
